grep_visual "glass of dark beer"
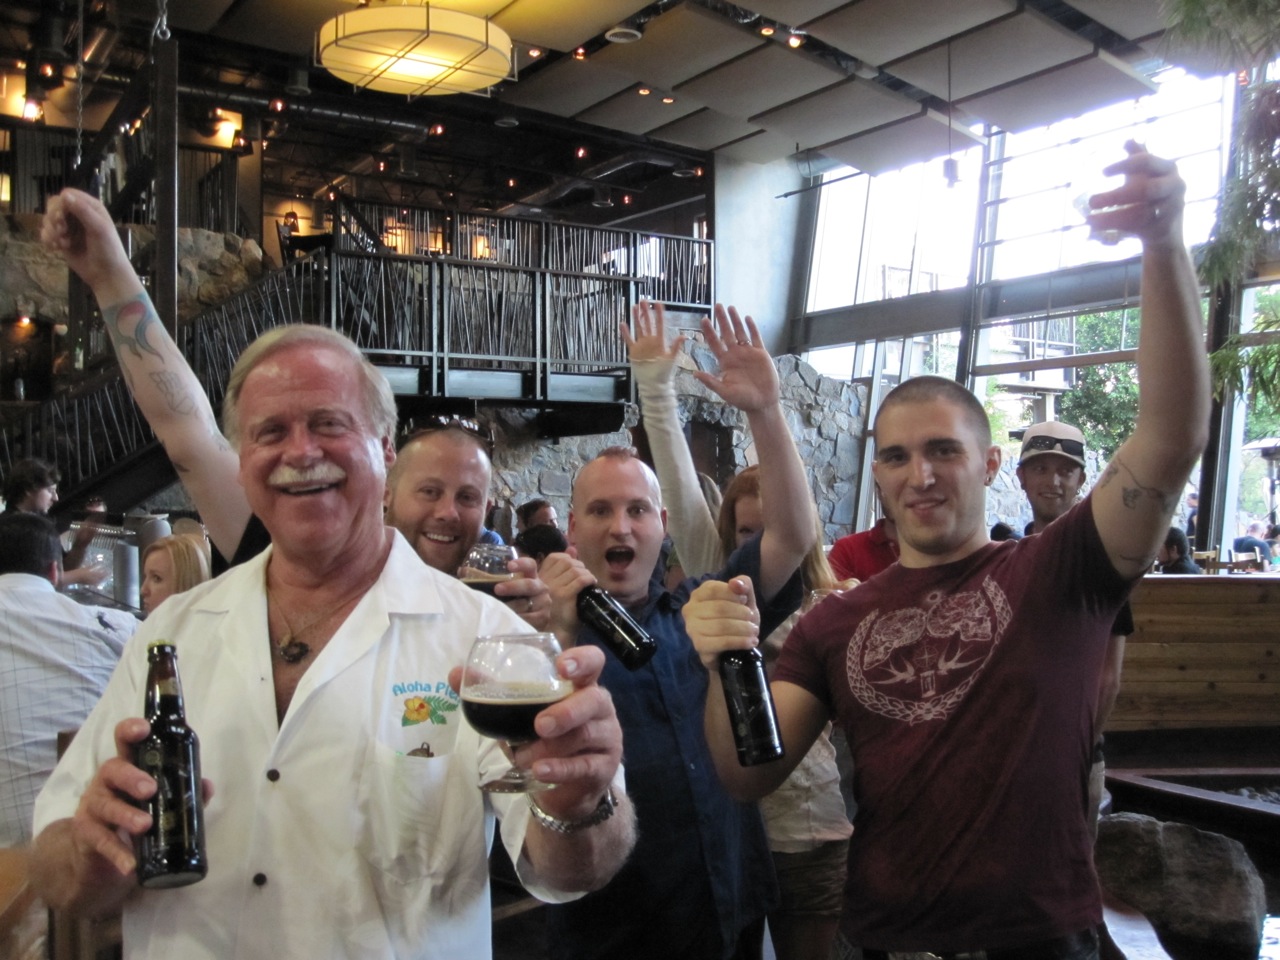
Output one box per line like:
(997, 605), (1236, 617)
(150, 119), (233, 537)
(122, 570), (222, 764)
(458, 544), (518, 596)
(460, 632), (571, 793)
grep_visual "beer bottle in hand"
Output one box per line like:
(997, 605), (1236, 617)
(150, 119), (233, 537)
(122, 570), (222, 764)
(719, 648), (785, 766)
(132, 641), (207, 888)
(576, 586), (657, 670)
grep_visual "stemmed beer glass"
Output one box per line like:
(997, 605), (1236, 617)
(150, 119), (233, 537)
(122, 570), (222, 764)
(458, 544), (518, 596)
(459, 632), (570, 793)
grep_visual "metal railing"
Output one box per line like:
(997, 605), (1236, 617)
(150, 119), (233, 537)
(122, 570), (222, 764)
(0, 203), (711, 504)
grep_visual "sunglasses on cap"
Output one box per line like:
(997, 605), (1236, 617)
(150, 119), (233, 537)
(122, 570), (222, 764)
(404, 415), (493, 453)
(1023, 434), (1084, 458)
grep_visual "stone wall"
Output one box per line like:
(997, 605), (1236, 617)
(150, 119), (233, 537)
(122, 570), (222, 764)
(0, 213), (267, 325)
(481, 348), (868, 544)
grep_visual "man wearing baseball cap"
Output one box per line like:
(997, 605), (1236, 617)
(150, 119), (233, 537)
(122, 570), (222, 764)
(1017, 421), (1089, 534)
(1017, 420), (1131, 840)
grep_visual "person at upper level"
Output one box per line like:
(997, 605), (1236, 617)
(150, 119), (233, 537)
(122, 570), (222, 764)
(41, 188), (550, 628)
(29, 324), (635, 960)
(683, 144), (1209, 960)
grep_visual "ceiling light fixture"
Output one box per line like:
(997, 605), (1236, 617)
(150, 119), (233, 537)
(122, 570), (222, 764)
(317, 2), (512, 97)
(638, 87), (651, 96)
(787, 32), (805, 49)
(759, 25), (775, 37)
(527, 47), (542, 59)
(662, 96), (675, 104)
(573, 47), (587, 60)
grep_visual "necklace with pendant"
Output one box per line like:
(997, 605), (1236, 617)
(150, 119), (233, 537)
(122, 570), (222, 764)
(266, 571), (379, 664)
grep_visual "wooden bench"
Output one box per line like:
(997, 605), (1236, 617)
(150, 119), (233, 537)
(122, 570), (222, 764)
(1110, 575), (1280, 731)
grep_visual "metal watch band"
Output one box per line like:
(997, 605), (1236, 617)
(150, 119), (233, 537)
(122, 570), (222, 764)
(526, 787), (617, 834)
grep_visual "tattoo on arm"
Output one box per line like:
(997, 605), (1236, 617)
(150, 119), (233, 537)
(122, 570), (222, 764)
(150, 371), (196, 416)
(1104, 455), (1178, 516)
(104, 296), (164, 360)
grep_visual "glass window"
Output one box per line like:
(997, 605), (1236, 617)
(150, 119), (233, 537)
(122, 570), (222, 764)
(985, 69), (1233, 282)
(807, 148), (982, 312)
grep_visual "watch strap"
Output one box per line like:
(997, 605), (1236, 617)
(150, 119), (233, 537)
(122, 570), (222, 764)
(526, 786), (617, 834)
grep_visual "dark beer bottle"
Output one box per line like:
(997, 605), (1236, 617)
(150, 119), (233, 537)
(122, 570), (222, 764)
(131, 642), (207, 888)
(719, 648), (785, 766)
(576, 585), (657, 670)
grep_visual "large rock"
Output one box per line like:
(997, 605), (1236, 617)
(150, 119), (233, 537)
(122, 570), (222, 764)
(1095, 812), (1266, 960)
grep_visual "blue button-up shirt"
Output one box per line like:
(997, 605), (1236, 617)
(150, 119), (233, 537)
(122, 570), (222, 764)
(546, 536), (800, 960)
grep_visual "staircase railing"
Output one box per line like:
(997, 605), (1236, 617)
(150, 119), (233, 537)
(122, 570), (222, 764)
(1, 214), (711, 505)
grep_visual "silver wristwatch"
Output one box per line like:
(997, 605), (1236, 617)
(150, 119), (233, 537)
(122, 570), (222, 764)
(527, 787), (617, 834)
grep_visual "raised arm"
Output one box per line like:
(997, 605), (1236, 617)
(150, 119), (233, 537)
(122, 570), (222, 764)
(1087, 144), (1210, 580)
(41, 189), (251, 561)
(624, 301), (723, 577)
(694, 305), (817, 601)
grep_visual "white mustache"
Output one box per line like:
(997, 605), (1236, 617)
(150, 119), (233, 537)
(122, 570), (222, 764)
(268, 463), (347, 486)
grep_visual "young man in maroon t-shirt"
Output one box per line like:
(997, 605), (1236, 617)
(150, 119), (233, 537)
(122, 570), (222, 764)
(682, 144), (1208, 960)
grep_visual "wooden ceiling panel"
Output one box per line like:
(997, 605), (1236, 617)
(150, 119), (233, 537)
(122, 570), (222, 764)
(649, 109), (762, 152)
(212, 0), (348, 52)
(493, 0), (649, 51)
(675, 45), (846, 121)
(1063, 0), (1166, 41)
(499, 58), (636, 117)
(807, 0), (1017, 67)
(591, 5), (763, 90)
(958, 50), (1157, 133)
(716, 129), (800, 165)
(747, 1), (850, 27)
(752, 77), (922, 147)
(818, 108), (985, 176)
(889, 9), (1093, 101)
(576, 85), (704, 135)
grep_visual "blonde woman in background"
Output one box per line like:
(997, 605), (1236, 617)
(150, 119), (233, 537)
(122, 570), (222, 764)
(625, 301), (852, 960)
(140, 533), (212, 614)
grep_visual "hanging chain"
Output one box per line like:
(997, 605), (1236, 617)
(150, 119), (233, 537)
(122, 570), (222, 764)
(153, 0), (171, 44)
(74, 0), (85, 171)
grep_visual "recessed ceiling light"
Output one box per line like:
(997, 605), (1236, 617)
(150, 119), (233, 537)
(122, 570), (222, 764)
(662, 96), (675, 104)
(638, 87), (651, 96)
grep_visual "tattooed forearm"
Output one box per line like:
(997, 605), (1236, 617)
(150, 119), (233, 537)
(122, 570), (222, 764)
(150, 370), (196, 416)
(103, 294), (164, 360)
(1099, 455), (1178, 516)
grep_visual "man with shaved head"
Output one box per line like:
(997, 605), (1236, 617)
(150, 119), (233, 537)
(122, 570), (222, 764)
(539, 304), (818, 960)
(684, 145), (1208, 959)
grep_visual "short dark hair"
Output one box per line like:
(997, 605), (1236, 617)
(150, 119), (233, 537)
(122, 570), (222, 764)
(3, 458), (59, 509)
(513, 523), (568, 564)
(0, 511), (62, 576)
(1164, 526), (1191, 559)
(516, 499), (552, 527)
(873, 376), (992, 449)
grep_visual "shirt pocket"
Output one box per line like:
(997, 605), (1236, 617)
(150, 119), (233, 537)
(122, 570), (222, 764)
(358, 737), (485, 885)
